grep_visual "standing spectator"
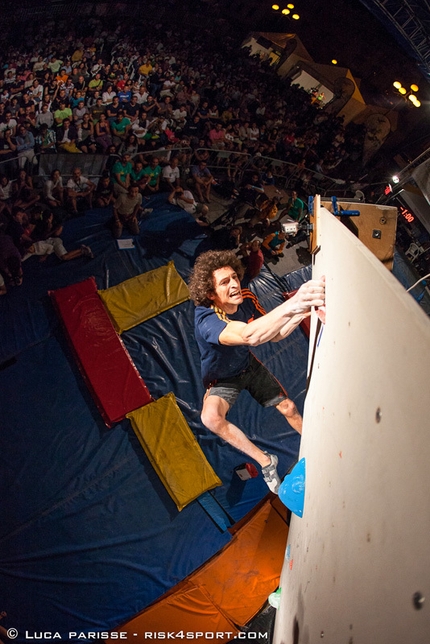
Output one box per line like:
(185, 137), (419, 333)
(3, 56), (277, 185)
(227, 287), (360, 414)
(286, 190), (305, 222)
(243, 239), (264, 281)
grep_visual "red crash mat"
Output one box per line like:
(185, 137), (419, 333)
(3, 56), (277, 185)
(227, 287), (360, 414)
(50, 277), (152, 426)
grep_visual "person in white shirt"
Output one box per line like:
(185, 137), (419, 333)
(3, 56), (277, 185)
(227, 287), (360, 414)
(161, 157), (180, 191)
(102, 85), (116, 105)
(168, 185), (209, 226)
(66, 167), (95, 214)
(133, 86), (149, 105)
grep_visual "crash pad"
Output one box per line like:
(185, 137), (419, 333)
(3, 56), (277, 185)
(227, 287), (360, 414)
(127, 393), (222, 511)
(99, 261), (190, 334)
(50, 276), (152, 427)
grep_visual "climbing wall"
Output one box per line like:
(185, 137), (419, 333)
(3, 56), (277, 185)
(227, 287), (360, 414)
(274, 205), (430, 643)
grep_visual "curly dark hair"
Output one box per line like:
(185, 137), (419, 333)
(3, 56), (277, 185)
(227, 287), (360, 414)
(188, 250), (244, 307)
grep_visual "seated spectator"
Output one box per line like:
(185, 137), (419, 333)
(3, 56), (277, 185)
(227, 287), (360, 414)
(36, 123), (57, 154)
(12, 169), (40, 210)
(111, 152), (133, 196)
(168, 185), (209, 226)
(161, 156), (180, 191)
(16, 124), (36, 169)
(94, 113), (112, 152)
(124, 95), (140, 122)
(54, 100), (72, 127)
(183, 115), (203, 144)
(35, 103), (54, 130)
(134, 85), (149, 105)
(56, 118), (81, 153)
(262, 228), (287, 263)
(0, 174), (14, 214)
(77, 113), (96, 153)
(119, 132), (139, 156)
(111, 111), (131, 147)
(111, 184), (143, 238)
(94, 174), (115, 208)
(212, 224), (243, 252)
(43, 169), (64, 208)
(190, 160), (215, 203)
(66, 167), (95, 214)
(88, 73), (104, 95)
(0, 130), (17, 177)
(6, 207), (34, 257)
(106, 96), (121, 123)
(90, 97), (105, 124)
(141, 156), (161, 194)
(172, 104), (188, 130)
(0, 111), (18, 137)
(0, 232), (23, 288)
(130, 160), (150, 192)
(208, 123), (226, 149)
(72, 99), (89, 125)
(102, 84), (114, 105)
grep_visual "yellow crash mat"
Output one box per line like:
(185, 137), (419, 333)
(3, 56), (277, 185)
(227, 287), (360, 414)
(98, 261), (190, 333)
(127, 393), (222, 511)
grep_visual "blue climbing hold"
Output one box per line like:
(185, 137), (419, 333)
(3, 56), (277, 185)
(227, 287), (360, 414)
(278, 457), (306, 517)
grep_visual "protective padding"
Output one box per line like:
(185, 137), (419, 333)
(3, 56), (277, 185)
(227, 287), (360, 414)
(110, 499), (288, 636)
(111, 581), (239, 639)
(98, 261), (190, 333)
(127, 393), (222, 511)
(191, 499), (289, 626)
(50, 277), (152, 427)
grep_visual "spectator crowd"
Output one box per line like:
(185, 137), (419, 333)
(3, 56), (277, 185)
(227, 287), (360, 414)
(0, 0), (368, 293)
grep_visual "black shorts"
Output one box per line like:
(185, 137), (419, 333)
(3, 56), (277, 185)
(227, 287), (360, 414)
(207, 353), (287, 408)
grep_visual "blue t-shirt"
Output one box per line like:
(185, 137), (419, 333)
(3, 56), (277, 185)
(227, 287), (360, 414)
(194, 289), (266, 388)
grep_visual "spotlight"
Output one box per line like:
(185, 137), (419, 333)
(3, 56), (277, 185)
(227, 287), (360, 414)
(282, 8), (290, 14)
(392, 175), (400, 184)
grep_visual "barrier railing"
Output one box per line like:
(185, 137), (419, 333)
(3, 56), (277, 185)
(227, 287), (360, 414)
(2, 145), (356, 201)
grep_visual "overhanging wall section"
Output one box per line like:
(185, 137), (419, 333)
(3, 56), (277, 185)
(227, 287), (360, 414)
(274, 206), (430, 643)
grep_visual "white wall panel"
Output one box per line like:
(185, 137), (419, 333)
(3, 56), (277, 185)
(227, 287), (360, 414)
(274, 206), (430, 644)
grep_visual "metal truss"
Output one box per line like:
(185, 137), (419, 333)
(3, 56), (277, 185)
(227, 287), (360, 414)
(359, 0), (430, 80)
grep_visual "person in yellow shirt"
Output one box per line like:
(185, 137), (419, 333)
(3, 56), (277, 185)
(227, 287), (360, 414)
(138, 60), (153, 78)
